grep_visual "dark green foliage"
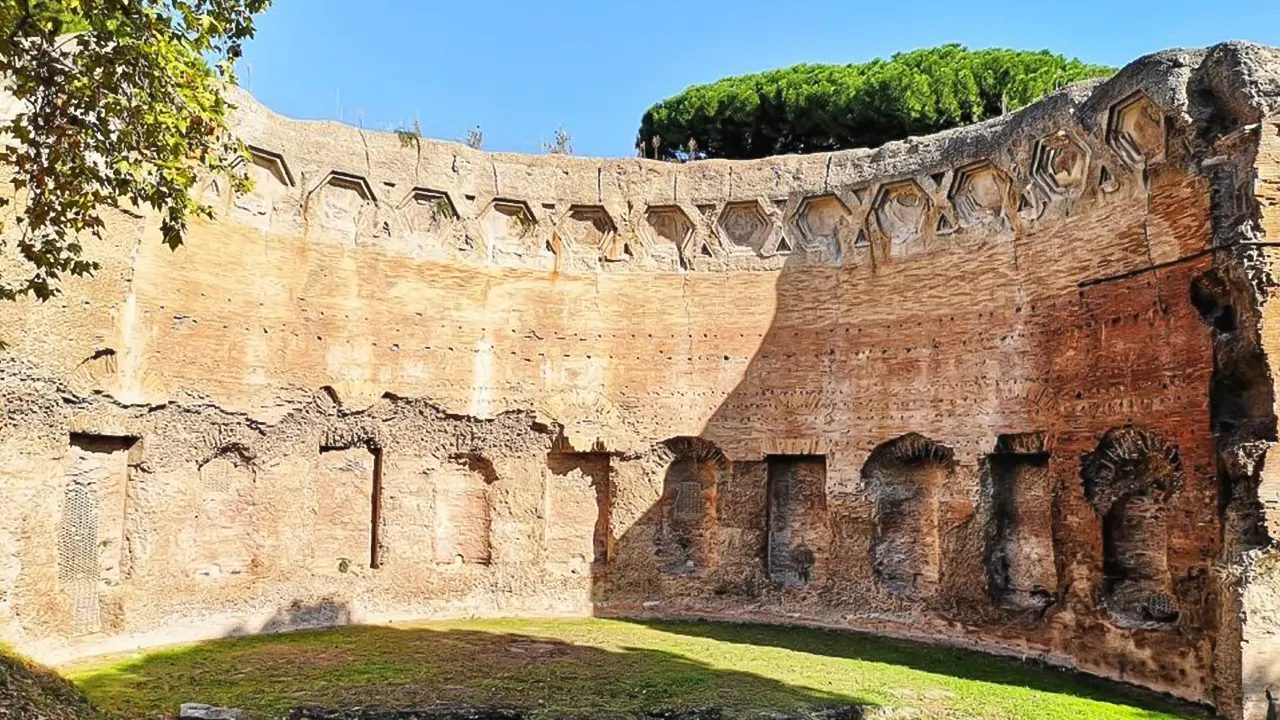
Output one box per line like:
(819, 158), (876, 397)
(637, 44), (1114, 160)
(1, 644), (100, 719)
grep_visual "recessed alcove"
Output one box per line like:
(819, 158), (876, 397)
(656, 438), (724, 576)
(862, 434), (954, 598)
(57, 435), (138, 636)
(1081, 427), (1183, 628)
(766, 455), (827, 587)
(546, 452), (612, 571)
(433, 454), (497, 566)
(984, 433), (1057, 612)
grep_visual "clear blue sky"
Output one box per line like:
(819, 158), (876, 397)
(239, 0), (1280, 158)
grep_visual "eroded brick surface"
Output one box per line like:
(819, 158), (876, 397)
(6, 40), (1280, 720)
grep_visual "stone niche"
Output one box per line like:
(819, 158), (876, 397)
(313, 445), (382, 574)
(12, 41), (1280, 720)
(656, 438), (724, 575)
(984, 433), (1057, 612)
(191, 448), (257, 580)
(433, 455), (497, 566)
(863, 434), (954, 599)
(766, 455), (827, 587)
(57, 435), (138, 636)
(1082, 427), (1183, 628)
(545, 452), (612, 573)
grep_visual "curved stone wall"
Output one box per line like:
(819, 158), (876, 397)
(5, 40), (1280, 720)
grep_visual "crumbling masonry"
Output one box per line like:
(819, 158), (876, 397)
(5, 41), (1280, 720)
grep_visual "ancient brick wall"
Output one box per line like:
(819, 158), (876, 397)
(4, 40), (1280, 720)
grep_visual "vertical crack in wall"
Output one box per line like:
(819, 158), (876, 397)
(357, 125), (373, 177)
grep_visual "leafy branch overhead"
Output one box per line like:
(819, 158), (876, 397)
(637, 44), (1115, 160)
(0, 0), (271, 301)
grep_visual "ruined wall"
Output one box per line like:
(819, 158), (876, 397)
(4, 40), (1280, 720)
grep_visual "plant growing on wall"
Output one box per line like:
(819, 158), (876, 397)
(637, 44), (1114, 160)
(542, 126), (572, 155)
(395, 120), (423, 150)
(0, 0), (271, 301)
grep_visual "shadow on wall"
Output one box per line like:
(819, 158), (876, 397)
(583, 136), (1231, 710)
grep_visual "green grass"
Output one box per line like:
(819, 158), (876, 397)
(63, 618), (1204, 720)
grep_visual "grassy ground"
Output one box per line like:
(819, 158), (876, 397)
(63, 618), (1204, 720)
(1, 643), (100, 720)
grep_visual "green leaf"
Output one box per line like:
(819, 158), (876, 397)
(0, 0), (271, 300)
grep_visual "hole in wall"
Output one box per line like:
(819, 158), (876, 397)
(1190, 268), (1278, 441)
(1190, 268), (1240, 335)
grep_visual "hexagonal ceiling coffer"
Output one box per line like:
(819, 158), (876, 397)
(873, 180), (930, 244)
(481, 199), (540, 260)
(244, 146), (294, 188)
(401, 187), (457, 216)
(232, 146), (294, 220)
(1030, 131), (1089, 198)
(400, 188), (458, 234)
(484, 199), (535, 224)
(717, 201), (771, 254)
(561, 205), (623, 260)
(796, 194), (852, 250)
(310, 171), (377, 233)
(317, 171), (376, 203)
(643, 205), (695, 254)
(1107, 91), (1166, 167)
(948, 162), (1009, 228)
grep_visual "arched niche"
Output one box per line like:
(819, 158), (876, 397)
(1081, 426), (1183, 627)
(862, 433), (955, 598)
(656, 437), (725, 575)
(192, 445), (258, 580)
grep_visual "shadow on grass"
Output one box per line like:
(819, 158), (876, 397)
(68, 619), (868, 719)
(622, 618), (1211, 719)
(63, 602), (1210, 720)
(1, 644), (99, 720)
